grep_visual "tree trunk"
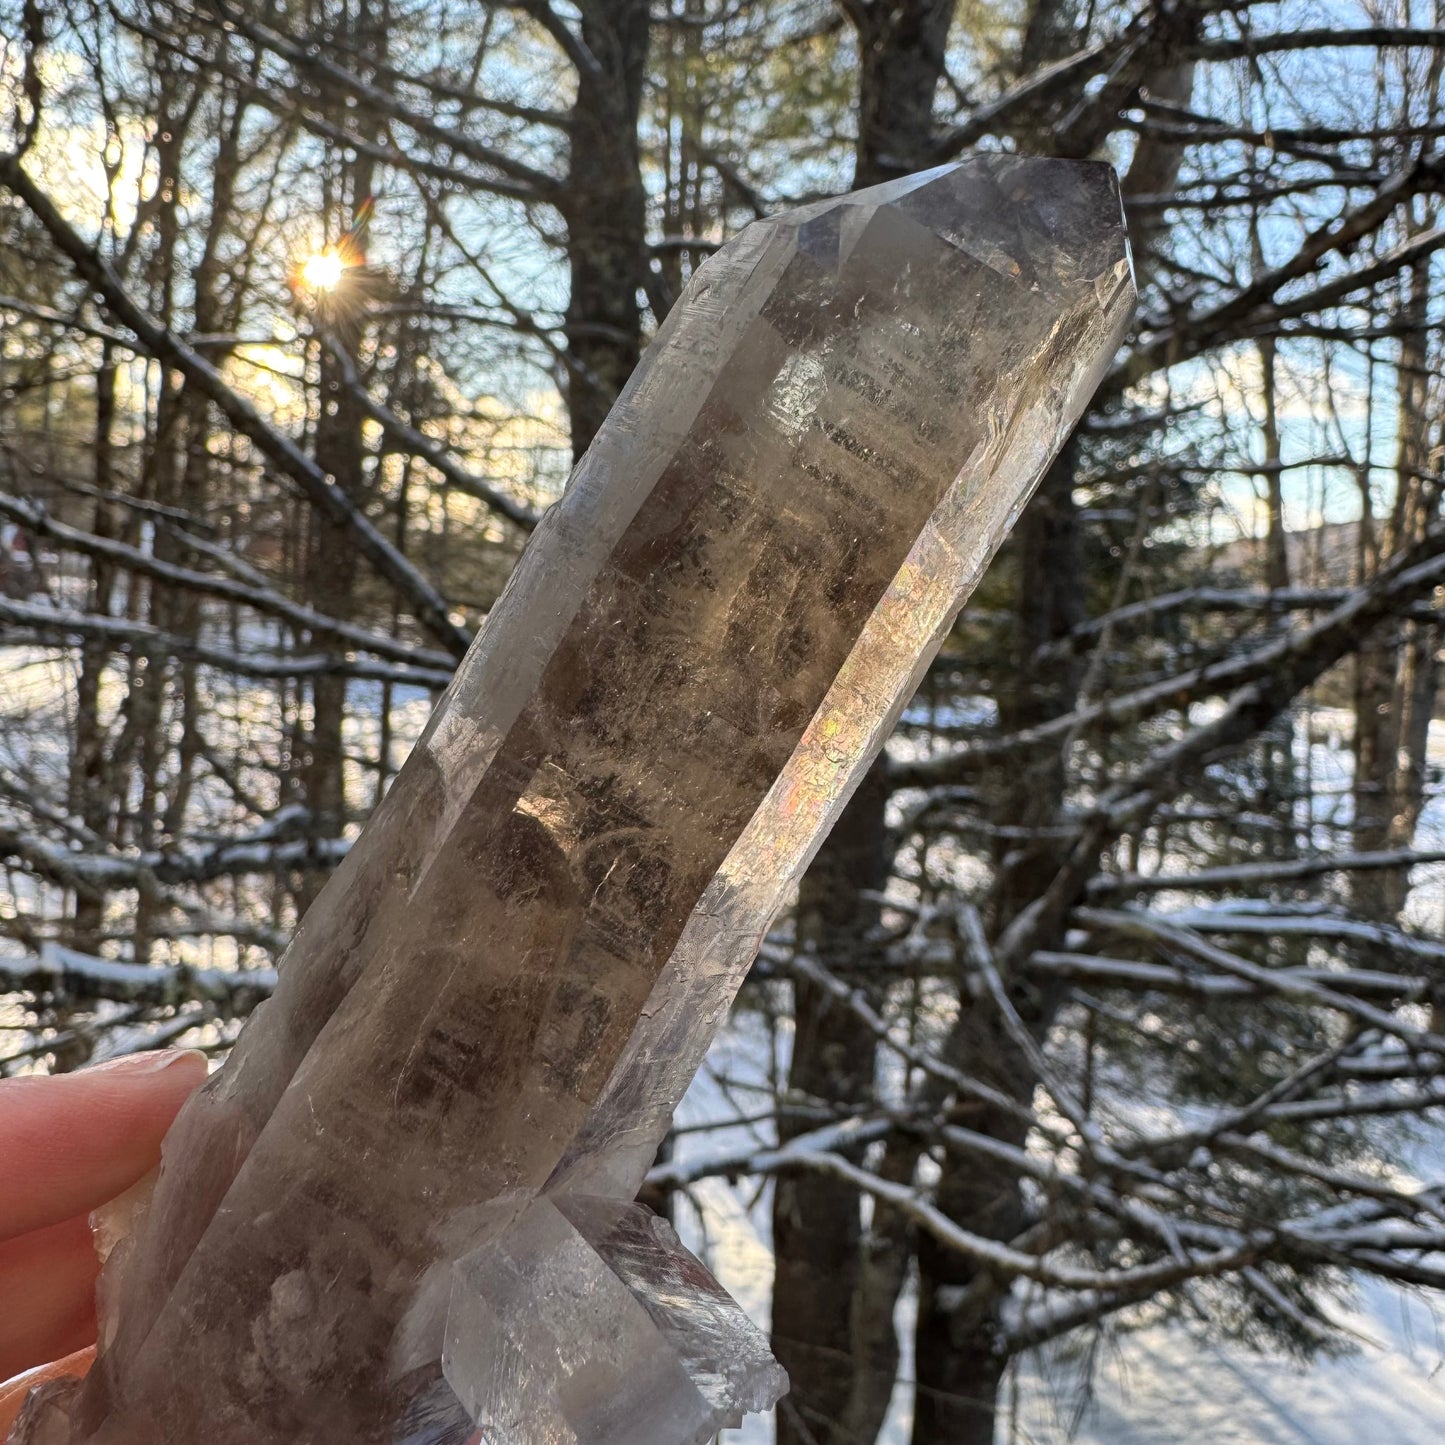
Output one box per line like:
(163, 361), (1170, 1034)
(67, 345), (119, 956)
(295, 4), (386, 908)
(125, 98), (194, 962)
(1253, 218), (1296, 854)
(773, 768), (893, 1445)
(912, 1020), (1034, 1445)
(1353, 246), (1440, 918)
(299, 218), (370, 904)
(912, 442), (1085, 1445)
(853, 0), (955, 186)
(560, 0), (651, 459)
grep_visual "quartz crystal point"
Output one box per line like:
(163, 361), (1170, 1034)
(9, 156), (1133, 1445)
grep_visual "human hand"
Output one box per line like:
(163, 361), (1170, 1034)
(0, 1050), (208, 1434)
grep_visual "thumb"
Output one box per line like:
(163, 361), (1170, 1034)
(0, 1050), (208, 1239)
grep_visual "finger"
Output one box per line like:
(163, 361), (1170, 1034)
(0, 1216), (98, 1383)
(0, 1051), (208, 1240)
(0, 1347), (94, 1437)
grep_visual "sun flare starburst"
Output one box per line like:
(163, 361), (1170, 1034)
(298, 249), (347, 292)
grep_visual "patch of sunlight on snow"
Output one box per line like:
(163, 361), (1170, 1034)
(1012, 1274), (1445, 1445)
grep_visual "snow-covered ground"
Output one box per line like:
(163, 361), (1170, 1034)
(1011, 1274), (1445, 1444)
(677, 1022), (1445, 1445)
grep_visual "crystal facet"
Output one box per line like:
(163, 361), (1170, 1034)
(10, 156), (1134, 1445)
(439, 1195), (785, 1444)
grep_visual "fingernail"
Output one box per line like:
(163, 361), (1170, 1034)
(83, 1048), (208, 1076)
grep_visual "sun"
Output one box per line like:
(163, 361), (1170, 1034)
(298, 249), (347, 292)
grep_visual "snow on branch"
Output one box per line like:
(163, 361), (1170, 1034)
(0, 819), (352, 890)
(0, 940), (275, 1011)
(0, 597), (455, 689)
(1089, 848), (1445, 899)
(1076, 906), (1445, 1053)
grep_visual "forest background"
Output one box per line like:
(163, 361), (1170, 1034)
(3, 1), (1445, 1440)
